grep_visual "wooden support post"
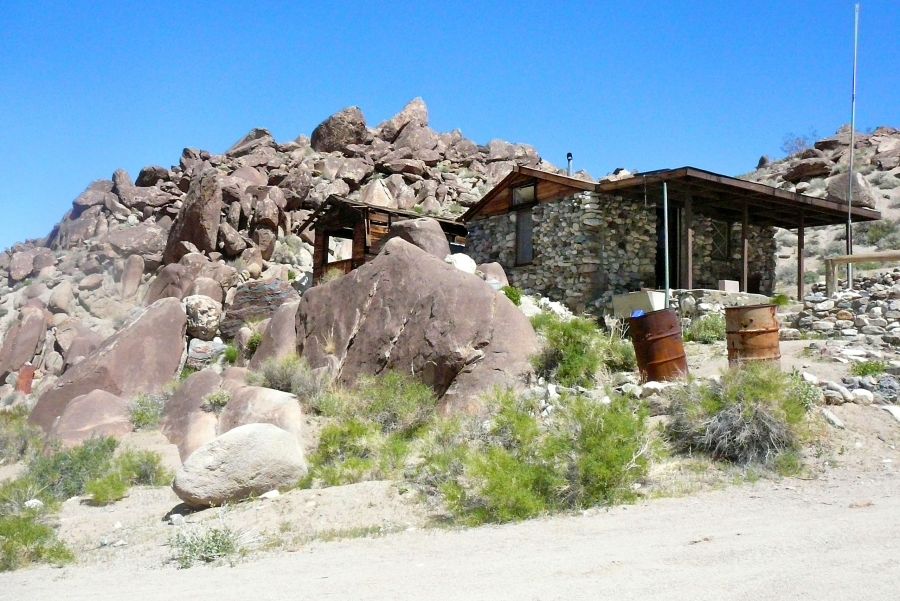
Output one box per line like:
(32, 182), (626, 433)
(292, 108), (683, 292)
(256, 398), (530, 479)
(826, 259), (836, 297)
(797, 213), (805, 300)
(684, 195), (694, 289)
(741, 202), (749, 292)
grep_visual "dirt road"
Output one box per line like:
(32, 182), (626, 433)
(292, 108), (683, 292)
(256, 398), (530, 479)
(6, 465), (898, 601)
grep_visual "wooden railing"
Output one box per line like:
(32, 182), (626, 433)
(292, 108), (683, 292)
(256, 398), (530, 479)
(825, 251), (900, 295)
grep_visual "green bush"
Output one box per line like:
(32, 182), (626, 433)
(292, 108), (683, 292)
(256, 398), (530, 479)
(684, 314), (726, 344)
(170, 525), (241, 569)
(423, 389), (650, 525)
(851, 360), (888, 377)
(770, 293), (791, 307)
(129, 393), (165, 430)
(27, 437), (118, 502)
(201, 389), (231, 413)
(246, 331), (263, 356)
(301, 373), (436, 487)
(0, 514), (73, 572)
(531, 314), (602, 386)
(667, 363), (815, 465)
(501, 286), (522, 306)
(223, 344), (239, 365)
(179, 366), (198, 381)
(0, 407), (43, 463)
(84, 471), (129, 505)
(248, 354), (328, 406)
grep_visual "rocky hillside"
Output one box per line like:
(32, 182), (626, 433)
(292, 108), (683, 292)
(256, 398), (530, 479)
(0, 98), (564, 420)
(741, 126), (900, 291)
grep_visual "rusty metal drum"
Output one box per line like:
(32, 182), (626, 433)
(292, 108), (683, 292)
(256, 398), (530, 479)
(629, 308), (689, 382)
(725, 304), (781, 365)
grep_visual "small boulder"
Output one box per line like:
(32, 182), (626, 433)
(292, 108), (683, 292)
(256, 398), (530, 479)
(248, 301), (299, 369)
(477, 262), (509, 287)
(381, 218), (450, 259)
(172, 423), (307, 508)
(183, 295), (222, 341)
(217, 386), (304, 443)
(220, 279), (300, 339)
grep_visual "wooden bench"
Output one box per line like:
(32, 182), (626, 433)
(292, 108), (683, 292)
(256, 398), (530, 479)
(824, 251), (900, 295)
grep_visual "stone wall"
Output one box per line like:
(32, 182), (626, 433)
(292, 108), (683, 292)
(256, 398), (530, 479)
(467, 192), (656, 312)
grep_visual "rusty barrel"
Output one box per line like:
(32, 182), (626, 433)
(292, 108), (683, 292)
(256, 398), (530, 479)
(725, 304), (781, 366)
(629, 308), (689, 382)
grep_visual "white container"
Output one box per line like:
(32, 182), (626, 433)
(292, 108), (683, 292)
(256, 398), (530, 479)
(612, 291), (666, 318)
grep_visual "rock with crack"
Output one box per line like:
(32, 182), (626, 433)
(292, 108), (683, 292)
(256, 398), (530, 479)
(294, 238), (537, 414)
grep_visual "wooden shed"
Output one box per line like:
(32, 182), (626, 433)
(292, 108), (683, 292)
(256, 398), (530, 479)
(298, 195), (468, 283)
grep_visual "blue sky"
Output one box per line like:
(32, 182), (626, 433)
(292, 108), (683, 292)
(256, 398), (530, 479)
(1, 0), (898, 250)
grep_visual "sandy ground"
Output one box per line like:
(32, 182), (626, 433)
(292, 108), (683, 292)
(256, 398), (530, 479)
(3, 340), (900, 599)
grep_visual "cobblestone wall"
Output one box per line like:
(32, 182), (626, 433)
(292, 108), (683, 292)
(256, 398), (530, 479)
(467, 192), (656, 312)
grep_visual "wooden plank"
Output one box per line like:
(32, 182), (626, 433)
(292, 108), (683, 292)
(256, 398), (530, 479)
(741, 202), (749, 292)
(684, 195), (694, 289)
(797, 213), (805, 300)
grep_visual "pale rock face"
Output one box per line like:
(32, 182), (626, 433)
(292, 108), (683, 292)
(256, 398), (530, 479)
(172, 423), (308, 508)
(50, 389), (132, 448)
(183, 294), (222, 341)
(444, 253), (477, 274)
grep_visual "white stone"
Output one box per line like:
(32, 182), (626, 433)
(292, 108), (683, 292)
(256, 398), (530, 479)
(444, 253), (477, 274)
(850, 389), (874, 405)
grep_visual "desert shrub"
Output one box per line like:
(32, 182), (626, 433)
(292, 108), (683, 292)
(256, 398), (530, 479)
(170, 525), (241, 569)
(321, 268), (344, 284)
(0, 513), (73, 572)
(245, 331), (263, 356)
(301, 373), (436, 487)
(851, 360), (888, 377)
(201, 389), (231, 413)
(684, 314), (726, 344)
(27, 437), (118, 502)
(531, 314), (602, 386)
(179, 366), (198, 381)
(501, 285), (522, 306)
(780, 130), (817, 157)
(422, 389), (650, 525)
(774, 449), (803, 477)
(84, 471), (129, 505)
(248, 354), (328, 406)
(601, 336), (637, 372)
(770, 293), (791, 307)
(129, 393), (165, 431)
(223, 344), (239, 365)
(0, 407), (43, 463)
(83, 449), (171, 506)
(667, 363), (815, 466)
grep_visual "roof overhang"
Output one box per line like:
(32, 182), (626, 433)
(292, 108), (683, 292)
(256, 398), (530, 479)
(299, 195), (468, 237)
(596, 166), (881, 228)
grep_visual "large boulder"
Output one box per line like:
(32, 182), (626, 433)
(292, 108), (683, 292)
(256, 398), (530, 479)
(782, 158), (833, 183)
(172, 423), (307, 508)
(0, 307), (47, 379)
(248, 301), (299, 369)
(163, 168), (224, 264)
(295, 239), (538, 414)
(310, 107), (367, 153)
(30, 298), (187, 431)
(106, 222), (168, 256)
(826, 171), (877, 209)
(380, 217), (450, 259)
(220, 279), (300, 339)
(49, 389), (132, 448)
(9, 250), (36, 282)
(161, 368), (222, 461)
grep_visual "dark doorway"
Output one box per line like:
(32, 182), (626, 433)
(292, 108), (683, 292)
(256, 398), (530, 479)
(655, 204), (680, 289)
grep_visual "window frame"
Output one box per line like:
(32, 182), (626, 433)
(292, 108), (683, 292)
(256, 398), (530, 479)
(710, 219), (732, 261)
(511, 182), (538, 266)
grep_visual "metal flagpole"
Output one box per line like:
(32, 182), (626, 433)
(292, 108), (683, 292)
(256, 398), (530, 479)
(663, 182), (670, 307)
(846, 3), (860, 290)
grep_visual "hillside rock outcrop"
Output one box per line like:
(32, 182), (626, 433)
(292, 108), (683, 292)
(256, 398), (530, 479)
(30, 298), (187, 431)
(294, 237), (537, 413)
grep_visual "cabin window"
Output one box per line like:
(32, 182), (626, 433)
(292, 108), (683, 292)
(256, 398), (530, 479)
(512, 183), (536, 206)
(515, 209), (534, 265)
(711, 220), (731, 261)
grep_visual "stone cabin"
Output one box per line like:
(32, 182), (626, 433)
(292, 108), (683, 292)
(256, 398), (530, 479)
(463, 166), (881, 313)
